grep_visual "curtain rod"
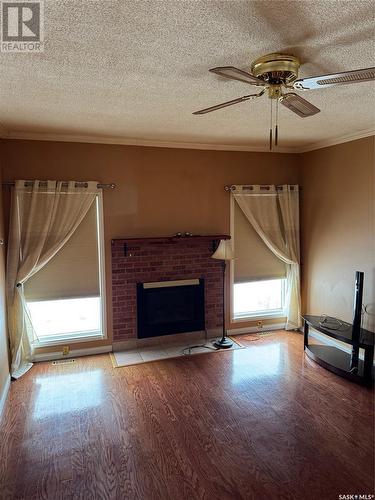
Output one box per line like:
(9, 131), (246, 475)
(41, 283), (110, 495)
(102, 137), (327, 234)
(224, 185), (300, 192)
(2, 181), (116, 189)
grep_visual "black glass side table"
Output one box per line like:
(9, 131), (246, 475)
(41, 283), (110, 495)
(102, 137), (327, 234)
(303, 315), (374, 385)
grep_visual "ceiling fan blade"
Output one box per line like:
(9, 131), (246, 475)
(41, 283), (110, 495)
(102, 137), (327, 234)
(193, 94), (260, 115)
(294, 67), (375, 90)
(280, 93), (320, 118)
(209, 66), (265, 86)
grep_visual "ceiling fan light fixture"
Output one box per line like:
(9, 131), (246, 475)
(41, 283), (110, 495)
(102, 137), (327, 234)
(280, 93), (320, 117)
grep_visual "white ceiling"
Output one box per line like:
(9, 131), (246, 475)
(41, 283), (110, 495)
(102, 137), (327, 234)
(1, 0), (374, 152)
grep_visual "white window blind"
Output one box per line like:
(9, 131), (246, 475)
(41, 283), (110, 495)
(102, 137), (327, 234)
(24, 201), (100, 301)
(233, 200), (286, 283)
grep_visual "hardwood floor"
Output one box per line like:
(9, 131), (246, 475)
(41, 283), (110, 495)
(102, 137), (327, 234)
(0, 331), (374, 500)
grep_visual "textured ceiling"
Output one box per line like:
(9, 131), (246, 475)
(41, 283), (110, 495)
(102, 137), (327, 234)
(1, 0), (375, 152)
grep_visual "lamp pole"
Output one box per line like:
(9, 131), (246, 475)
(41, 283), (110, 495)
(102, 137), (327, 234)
(213, 259), (233, 349)
(211, 239), (234, 349)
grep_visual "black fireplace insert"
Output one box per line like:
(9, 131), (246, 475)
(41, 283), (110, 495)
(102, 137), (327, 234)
(137, 279), (205, 339)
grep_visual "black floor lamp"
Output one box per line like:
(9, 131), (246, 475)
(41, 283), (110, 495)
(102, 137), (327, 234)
(211, 239), (234, 349)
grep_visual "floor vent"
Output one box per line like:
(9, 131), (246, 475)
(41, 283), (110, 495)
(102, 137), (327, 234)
(52, 359), (75, 365)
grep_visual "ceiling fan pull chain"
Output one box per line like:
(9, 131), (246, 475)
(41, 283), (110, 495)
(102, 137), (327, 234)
(269, 98), (273, 151)
(275, 98), (279, 147)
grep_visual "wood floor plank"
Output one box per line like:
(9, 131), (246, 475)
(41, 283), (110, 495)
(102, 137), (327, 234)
(0, 332), (373, 500)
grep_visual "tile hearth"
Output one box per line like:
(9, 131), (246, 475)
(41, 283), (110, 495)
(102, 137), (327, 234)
(111, 336), (242, 368)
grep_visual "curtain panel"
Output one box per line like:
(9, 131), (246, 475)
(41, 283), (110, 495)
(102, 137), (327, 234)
(232, 184), (301, 330)
(6, 180), (99, 378)
(232, 200), (287, 283)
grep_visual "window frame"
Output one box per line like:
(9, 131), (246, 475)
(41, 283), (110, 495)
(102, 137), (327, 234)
(32, 191), (107, 346)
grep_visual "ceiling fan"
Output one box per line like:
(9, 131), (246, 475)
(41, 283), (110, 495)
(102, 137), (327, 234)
(193, 53), (375, 149)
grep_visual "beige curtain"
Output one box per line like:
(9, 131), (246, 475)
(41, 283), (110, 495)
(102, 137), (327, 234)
(7, 180), (99, 378)
(277, 186), (301, 329)
(233, 185), (301, 330)
(233, 200), (286, 283)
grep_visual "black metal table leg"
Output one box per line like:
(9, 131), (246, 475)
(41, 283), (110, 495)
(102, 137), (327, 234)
(363, 346), (374, 384)
(304, 320), (309, 349)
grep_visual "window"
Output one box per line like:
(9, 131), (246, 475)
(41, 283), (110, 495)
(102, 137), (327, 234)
(27, 297), (101, 340)
(25, 194), (106, 344)
(231, 199), (286, 320)
(233, 279), (285, 319)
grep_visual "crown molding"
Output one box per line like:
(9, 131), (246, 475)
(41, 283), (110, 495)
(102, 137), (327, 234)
(0, 128), (373, 153)
(298, 128), (375, 153)
(0, 129), (296, 153)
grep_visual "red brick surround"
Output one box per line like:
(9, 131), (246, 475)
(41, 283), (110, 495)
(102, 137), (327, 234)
(111, 238), (224, 341)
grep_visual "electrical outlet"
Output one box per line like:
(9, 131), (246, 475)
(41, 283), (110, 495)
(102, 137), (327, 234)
(257, 320), (263, 330)
(62, 346), (70, 356)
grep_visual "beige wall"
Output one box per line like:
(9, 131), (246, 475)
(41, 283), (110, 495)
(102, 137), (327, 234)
(301, 136), (375, 332)
(0, 155), (10, 406)
(0, 139), (301, 346)
(0, 136), (373, 354)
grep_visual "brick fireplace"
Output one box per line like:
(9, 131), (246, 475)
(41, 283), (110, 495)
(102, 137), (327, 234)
(111, 236), (229, 341)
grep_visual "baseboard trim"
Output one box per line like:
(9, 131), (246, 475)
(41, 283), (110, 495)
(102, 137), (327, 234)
(32, 345), (112, 362)
(0, 374), (11, 420)
(228, 322), (286, 335)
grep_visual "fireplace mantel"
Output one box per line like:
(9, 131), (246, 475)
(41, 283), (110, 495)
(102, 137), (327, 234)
(112, 235), (230, 257)
(111, 234), (230, 244)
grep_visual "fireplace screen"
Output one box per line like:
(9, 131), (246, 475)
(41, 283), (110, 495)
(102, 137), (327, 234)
(137, 279), (205, 338)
